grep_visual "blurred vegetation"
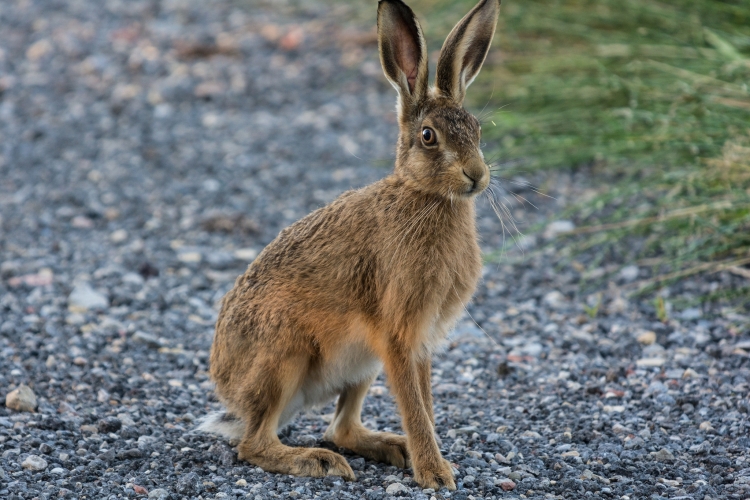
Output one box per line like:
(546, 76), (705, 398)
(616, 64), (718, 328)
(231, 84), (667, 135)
(404, 0), (750, 299)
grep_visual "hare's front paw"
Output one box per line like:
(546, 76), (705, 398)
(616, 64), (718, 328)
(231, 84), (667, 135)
(414, 457), (456, 490)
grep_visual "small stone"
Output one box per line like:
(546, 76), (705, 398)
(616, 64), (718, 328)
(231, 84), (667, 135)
(642, 343), (665, 356)
(97, 388), (110, 403)
(385, 482), (410, 495)
(132, 331), (162, 348)
(80, 424), (98, 434)
(176, 472), (202, 495)
(608, 295), (628, 313)
(8, 269), (54, 287)
(66, 313), (86, 325)
(637, 330), (656, 345)
(612, 423), (628, 434)
(664, 369), (683, 379)
(680, 308), (702, 320)
(22, 455), (48, 471)
(603, 405), (625, 413)
(110, 229), (128, 243)
(636, 357), (665, 367)
(619, 265), (639, 282)
(682, 368), (700, 379)
(6, 384), (37, 412)
(118, 413), (137, 426)
(50, 467), (66, 475)
(542, 290), (567, 309)
(520, 342), (543, 357)
(26, 39), (53, 61)
(71, 215), (94, 228)
(233, 248), (258, 261)
(498, 479), (516, 491)
(133, 485), (148, 495)
(73, 356), (87, 366)
(297, 434), (316, 446)
(699, 421), (714, 431)
(98, 449), (115, 463)
(544, 220), (575, 238)
(117, 449), (144, 460)
(521, 430), (542, 439)
(98, 416), (122, 433)
(235, 479), (247, 486)
(177, 251), (202, 263)
(653, 448), (674, 462)
(148, 488), (169, 500)
(68, 282), (108, 311)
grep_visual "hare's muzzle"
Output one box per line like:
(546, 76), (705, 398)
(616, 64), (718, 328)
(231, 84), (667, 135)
(462, 163), (489, 196)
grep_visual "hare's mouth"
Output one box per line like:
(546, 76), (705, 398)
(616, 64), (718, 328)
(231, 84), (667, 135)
(462, 170), (486, 196)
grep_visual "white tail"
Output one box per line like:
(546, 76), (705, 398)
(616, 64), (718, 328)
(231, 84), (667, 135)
(196, 412), (245, 441)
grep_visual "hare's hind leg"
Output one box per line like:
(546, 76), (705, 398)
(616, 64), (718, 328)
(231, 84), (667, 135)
(235, 354), (355, 480)
(323, 375), (410, 468)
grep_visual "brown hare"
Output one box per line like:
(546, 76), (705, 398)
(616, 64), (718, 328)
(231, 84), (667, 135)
(200, 0), (500, 490)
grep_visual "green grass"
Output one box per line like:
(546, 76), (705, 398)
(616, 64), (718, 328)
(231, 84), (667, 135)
(405, 0), (750, 300)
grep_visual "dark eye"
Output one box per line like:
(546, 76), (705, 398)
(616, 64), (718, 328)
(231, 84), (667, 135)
(421, 127), (437, 146)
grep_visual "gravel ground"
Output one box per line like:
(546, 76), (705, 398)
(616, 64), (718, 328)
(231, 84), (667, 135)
(1, 1), (749, 499)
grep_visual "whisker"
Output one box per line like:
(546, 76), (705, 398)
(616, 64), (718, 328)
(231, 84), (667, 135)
(476, 82), (496, 124)
(452, 283), (500, 349)
(478, 104), (511, 124)
(509, 192), (539, 210)
(489, 175), (556, 201)
(487, 184), (526, 253)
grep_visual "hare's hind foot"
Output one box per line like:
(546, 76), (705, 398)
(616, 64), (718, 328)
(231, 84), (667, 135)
(323, 376), (410, 468)
(326, 427), (410, 468)
(238, 441), (355, 480)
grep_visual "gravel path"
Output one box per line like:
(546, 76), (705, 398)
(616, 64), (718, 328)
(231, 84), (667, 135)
(1, 1), (749, 499)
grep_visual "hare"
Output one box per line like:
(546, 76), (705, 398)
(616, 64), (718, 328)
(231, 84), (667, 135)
(200, 0), (500, 490)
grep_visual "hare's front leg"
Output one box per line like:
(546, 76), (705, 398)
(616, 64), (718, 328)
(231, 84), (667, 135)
(417, 358), (434, 427)
(323, 375), (410, 468)
(384, 348), (456, 490)
(235, 354), (355, 481)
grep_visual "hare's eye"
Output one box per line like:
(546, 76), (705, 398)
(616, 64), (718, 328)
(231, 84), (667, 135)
(421, 127), (437, 146)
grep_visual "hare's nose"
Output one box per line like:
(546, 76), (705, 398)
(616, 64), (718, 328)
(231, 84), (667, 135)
(462, 169), (479, 192)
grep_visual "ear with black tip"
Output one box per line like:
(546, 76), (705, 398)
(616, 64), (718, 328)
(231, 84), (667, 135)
(435, 0), (500, 104)
(377, 0), (429, 113)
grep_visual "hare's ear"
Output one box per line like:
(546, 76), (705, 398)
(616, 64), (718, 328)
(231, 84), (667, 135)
(377, 0), (428, 113)
(435, 0), (500, 104)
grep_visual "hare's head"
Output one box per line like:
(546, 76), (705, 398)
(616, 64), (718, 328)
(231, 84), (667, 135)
(378, 0), (500, 200)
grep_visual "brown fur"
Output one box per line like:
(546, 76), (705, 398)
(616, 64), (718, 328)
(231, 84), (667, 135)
(204, 0), (501, 490)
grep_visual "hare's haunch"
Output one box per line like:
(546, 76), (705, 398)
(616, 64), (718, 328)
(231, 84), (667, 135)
(201, 0), (501, 490)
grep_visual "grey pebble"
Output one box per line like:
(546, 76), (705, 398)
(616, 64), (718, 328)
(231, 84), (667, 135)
(148, 489), (170, 500)
(68, 282), (109, 311)
(21, 455), (48, 471)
